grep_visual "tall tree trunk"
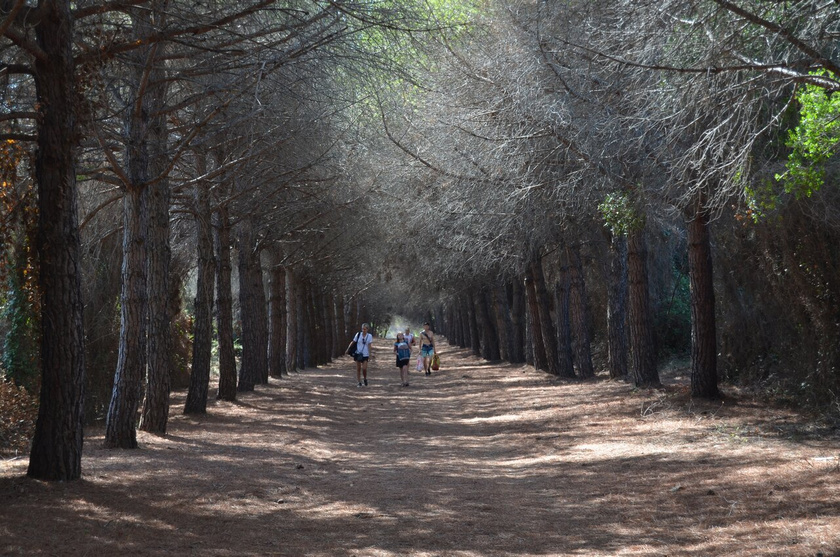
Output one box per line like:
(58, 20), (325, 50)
(531, 258), (560, 375)
(478, 289), (501, 360)
(688, 202), (719, 399)
(296, 274), (307, 369)
(27, 0), (86, 479)
(335, 294), (346, 359)
(627, 227), (660, 388)
(467, 291), (481, 357)
(567, 246), (594, 379)
(105, 187), (147, 449)
(509, 279), (526, 363)
(267, 256), (286, 378)
(139, 62), (171, 432)
(285, 267), (298, 373)
(524, 270), (547, 371)
(326, 291), (338, 359)
(554, 266), (576, 378)
(299, 280), (310, 368)
(215, 207), (237, 401)
(184, 176), (215, 414)
(458, 296), (470, 349)
(492, 284), (513, 362)
(237, 219), (267, 391)
(606, 233), (629, 380)
(105, 5), (166, 449)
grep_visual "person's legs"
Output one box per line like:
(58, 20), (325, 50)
(401, 364), (408, 385)
(362, 359), (368, 385)
(356, 360), (362, 385)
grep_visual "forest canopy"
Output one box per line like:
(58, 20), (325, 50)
(1, 0), (839, 480)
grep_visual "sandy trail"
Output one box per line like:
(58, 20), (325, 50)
(1, 340), (839, 556)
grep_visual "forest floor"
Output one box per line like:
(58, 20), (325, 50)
(1, 340), (840, 556)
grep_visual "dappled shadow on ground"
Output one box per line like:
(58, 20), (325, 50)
(2, 340), (839, 556)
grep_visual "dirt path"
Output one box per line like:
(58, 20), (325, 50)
(2, 340), (839, 556)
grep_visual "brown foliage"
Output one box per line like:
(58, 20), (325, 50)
(0, 379), (37, 457)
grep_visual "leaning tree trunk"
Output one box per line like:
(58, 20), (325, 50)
(567, 245), (594, 379)
(606, 232), (629, 380)
(237, 219), (267, 390)
(267, 256), (286, 378)
(531, 258), (560, 375)
(554, 266), (576, 379)
(105, 186), (147, 449)
(524, 270), (548, 371)
(184, 177), (216, 414)
(105, 7), (163, 449)
(215, 206), (237, 401)
(285, 268), (298, 373)
(627, 227), (660, 388)
(27, 0), (86, 480)
(688, 202), (719, 399)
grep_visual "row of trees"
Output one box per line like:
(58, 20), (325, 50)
(368, 1), (840, 402)
(1, 0), (466, 479)
(2, 0), (839, 482)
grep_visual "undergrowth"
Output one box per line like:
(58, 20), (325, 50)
(0, 378), (38, 457)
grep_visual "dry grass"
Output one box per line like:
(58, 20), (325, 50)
(1, 341), (839, 556)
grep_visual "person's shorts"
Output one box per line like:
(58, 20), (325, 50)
(354, 354), (369, 363)
(397, 358), (410, 368)
(421, 345), (434, 358)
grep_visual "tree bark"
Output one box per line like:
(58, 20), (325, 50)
(184, 175), (215, 414)
(105, 5), (163, 448)
(477, 288), (501, 361)
(458, 296), (470, 349)
(567, 246), (594, 379)
(267, 256), (286, 378)
(509, 279), (526, 363)
(236, 219), (267, 391)
(27, 0), (86, 480)
(531, 258), (560, 375)
(105, 186), (147, 448)
(334, 294), (346, 359)
(554, 266), (576, 378)
(524, 269), (547, 371)
(285, 267), (298, 373)
(214, 207), (237, 401)
(627, 227), (661, 388)
(606, 233), (629, 380)
(492, 284), (513, 362)
(326, 291), (338, 359)
(467, 291), (481, 357)
(688, 203), (719, 398)
(139, 87), (171, 431)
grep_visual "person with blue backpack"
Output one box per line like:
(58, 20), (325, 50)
(394, 331), (412, 387)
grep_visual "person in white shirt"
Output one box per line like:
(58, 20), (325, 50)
(404, 327), (415, 348)
(348, 323), (373, 387)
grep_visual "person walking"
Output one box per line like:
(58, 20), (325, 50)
(348, 323), (373, 387)
(419, 322), (436, 376)
(394, 332), (411, 387)
(404, 327), (415, 348)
